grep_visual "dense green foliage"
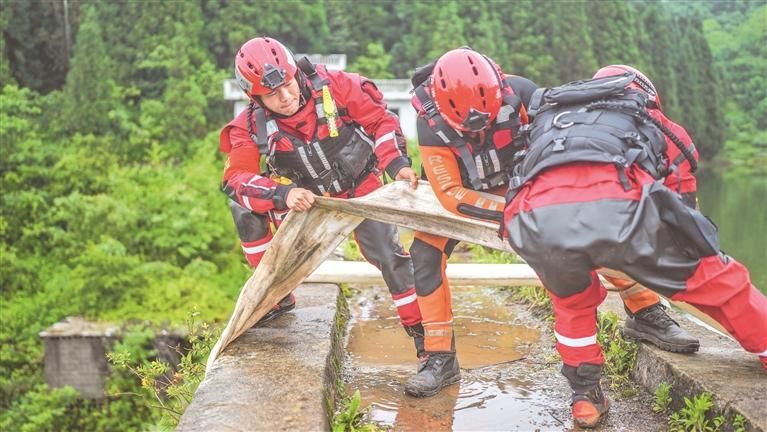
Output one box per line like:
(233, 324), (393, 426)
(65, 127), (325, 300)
(1, 0), (763, 429)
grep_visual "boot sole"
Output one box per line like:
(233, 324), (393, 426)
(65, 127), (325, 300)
(404, 371), (461, 398)
(574, 410), (608, 429)
(573, 397), (610, 429)
(253, 302), (297, 327)
(622, 327), (700, 353)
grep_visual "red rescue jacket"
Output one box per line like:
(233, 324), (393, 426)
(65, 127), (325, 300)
(220, 65), (409, 213)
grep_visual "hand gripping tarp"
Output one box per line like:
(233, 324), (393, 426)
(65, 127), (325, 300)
(206, 181), (728, 372)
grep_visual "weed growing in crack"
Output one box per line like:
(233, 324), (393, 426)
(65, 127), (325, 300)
(732, 414), (747, 432)
(332, 389), (382, 432)
(653, 382), (672, 413)
(667, 392), (725, 432)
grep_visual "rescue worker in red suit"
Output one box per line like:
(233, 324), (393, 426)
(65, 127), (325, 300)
(499, 64), (767, 427)
(219, 37), (424, 356)
(405, 49), (699, 398)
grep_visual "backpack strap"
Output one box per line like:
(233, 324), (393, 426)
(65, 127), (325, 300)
(296, 56), (328, 90)
(247, 102), (269, 155)
(415, 84), (484, 189)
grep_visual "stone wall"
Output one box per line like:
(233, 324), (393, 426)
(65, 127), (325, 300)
(40, 317), (186, 399)
(42, 334), (115, 398)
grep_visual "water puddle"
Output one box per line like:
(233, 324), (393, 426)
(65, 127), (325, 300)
(345, 286), (567, 431)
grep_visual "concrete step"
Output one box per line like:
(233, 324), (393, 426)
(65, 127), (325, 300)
(178, 283), (345, 432)
(600, 293), (767, 431)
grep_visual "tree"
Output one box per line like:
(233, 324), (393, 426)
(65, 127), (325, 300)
(348, 42), (394, 78)
(1, 0), (84, 93)
(588, 0), (641, 68)
(634, 3), (680, 118)
(499, 0), (555, 83)
(535, 0), (598, 84)
(459, 1), (509, 68)
(57, 6), (119, 136)
(390, 0), (467, 77)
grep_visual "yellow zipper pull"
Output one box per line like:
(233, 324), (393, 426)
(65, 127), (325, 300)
(322, 85), (339, 138)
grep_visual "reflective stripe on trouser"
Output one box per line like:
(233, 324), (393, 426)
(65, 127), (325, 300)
(230, 200), (273, 269)
(549, 272), (606, 367)
(410, 231), (460, 352)
(602, 274), (661, 313)
(353, 219), (421, 327)
(507, 182), (767, 362)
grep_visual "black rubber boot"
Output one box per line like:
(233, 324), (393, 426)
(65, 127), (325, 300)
(404, 351), (461, 398)
(254, 293), (296, 326)
(562, 363), (609, 429)
(623, 304), (700, 353)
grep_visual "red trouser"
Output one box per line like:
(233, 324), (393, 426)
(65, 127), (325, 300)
(505, 163), (767, 367)
(229, 174), (422, 327)
(410, 235), (665, 353)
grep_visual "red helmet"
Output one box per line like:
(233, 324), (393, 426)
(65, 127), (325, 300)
(432, 48), (504, 132)
(234, 37), (297, 98)
(593, 64), (661, 108)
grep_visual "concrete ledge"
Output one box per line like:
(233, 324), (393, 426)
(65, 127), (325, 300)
(178, 283), (344, 432)
(600, 293), (766, 431)
(307, 261), (542, 287)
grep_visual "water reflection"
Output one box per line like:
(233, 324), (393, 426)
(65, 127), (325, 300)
(698, 171), (767, 292)
(345, 286), (566, 431)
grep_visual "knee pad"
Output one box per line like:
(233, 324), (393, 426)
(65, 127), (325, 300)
(229, 201), (269, 242)
(411, 238), (445, 297)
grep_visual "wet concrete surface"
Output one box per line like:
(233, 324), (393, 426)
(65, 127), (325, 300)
(179, 284), (343, 432)
(344, 286), (665, 431)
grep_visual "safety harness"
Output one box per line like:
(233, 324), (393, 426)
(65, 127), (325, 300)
(506, 73), (697, 201)
(247, 57), (377, 196)
(412, 68), (527, 191)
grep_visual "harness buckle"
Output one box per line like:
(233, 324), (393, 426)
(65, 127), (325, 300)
(509, 176), (524, 190)
(552, 137), (566, 152)
(422, 99), (436, 115)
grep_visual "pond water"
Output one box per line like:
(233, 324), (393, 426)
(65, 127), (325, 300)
(697, 172), (767, 293)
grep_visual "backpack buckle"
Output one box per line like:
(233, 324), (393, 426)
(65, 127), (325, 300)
(553, 111), (575, 129)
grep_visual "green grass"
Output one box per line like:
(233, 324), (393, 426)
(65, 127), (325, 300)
(510, 285), (553, 317)
(667, 392), (725, 432)
(331, 390), (383, 432)
(597, 312), (639, 398)
(343, 237), (364, 261)
(653, 382), (672, 413)
(467, 243), (518, 264)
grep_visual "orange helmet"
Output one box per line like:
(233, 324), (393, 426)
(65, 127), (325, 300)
(234, 37), (297, 98)
(593, 64), (661, 108)
(432, 48), (504, 132)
